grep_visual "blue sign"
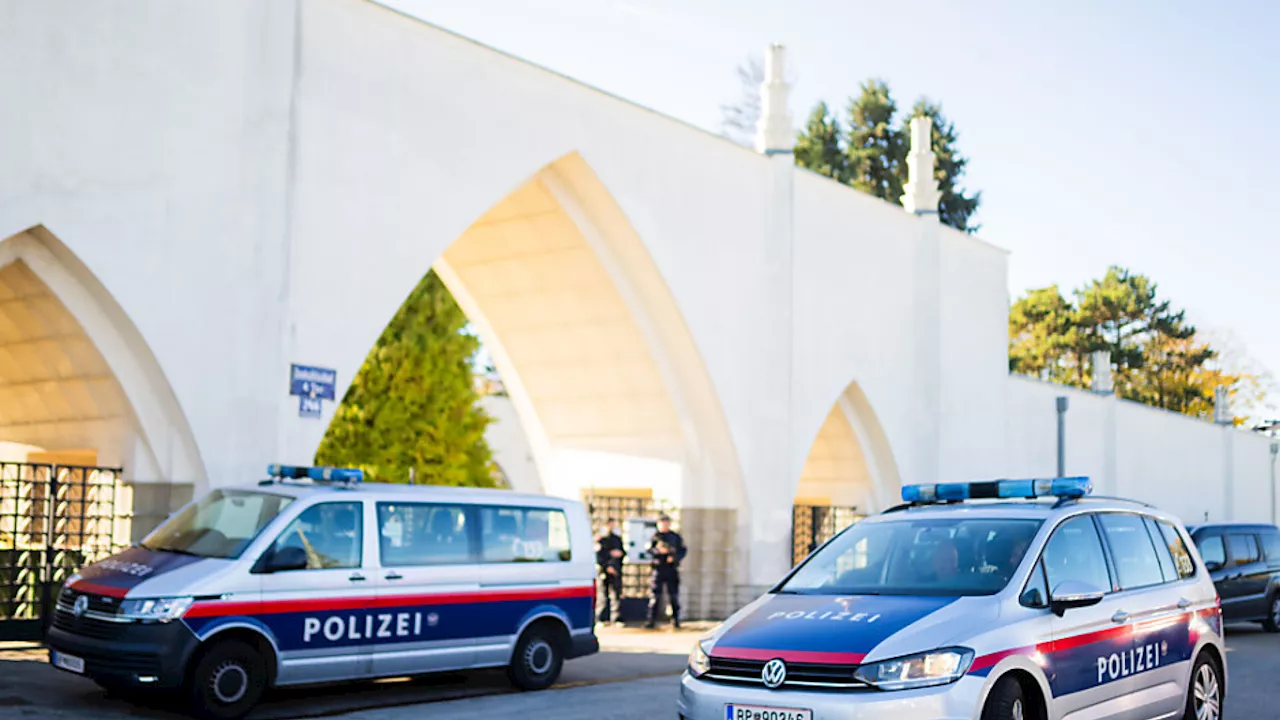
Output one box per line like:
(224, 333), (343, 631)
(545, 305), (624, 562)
(290, 364), (336, 401)
(299, 396), (323, 418)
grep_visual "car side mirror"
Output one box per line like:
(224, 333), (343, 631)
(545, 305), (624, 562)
(265, 546), (308, 573)
(1049, 581), (1104, 617)
(1205, 561), (1223, 573)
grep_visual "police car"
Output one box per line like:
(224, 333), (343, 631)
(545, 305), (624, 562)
(679, 478), (1226, 720)
(45, 465), (600, 720)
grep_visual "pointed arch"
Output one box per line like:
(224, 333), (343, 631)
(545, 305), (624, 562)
(796, 380), (900, 513)
(0, 226), (206, 486)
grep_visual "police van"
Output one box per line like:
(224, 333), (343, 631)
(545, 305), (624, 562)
(680, 478), (1226, 720)
(45, 465), (600, 720)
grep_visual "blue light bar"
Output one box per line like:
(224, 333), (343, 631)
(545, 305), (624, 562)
(267, 464), (364, 483)
(900, 476), (1091, 504)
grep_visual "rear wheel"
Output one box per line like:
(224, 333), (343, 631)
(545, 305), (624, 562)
(186, 639), (268, 720)
(1262, 592), (1280, 632)
(981, 675), (1028, 720)
(507, 623), (565, 691)
(1183, 653), (1222, 720)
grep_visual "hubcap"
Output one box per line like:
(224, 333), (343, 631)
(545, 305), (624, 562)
(524, 639), (553, 675)
(1271, 597), (1280, 624)
(1011, 698), (1024, 720)
(1193, 663), (1220, 720)
(210, 662), (249, 705)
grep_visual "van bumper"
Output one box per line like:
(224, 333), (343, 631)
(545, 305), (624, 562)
(45, 620), (199, 689)
(568, 631), (599, 659)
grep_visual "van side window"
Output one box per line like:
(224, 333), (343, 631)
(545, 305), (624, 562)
(479, 506), (572, 563)
(1041, 515), (1112, 594)
(378, 503), (473, 566)
(271, 502), (363, 570)
(1227, 534), (1260, 566)
(1261, 531), (1280, 563)
(1156, 521), (1197, 579)
(1195, 535), (1226, 569)
(1098, 514), (1165, 590)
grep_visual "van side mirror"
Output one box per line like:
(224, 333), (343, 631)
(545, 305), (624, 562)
(265, 546), (308, 573)
(1049, 581), (1104, 617)
(1205, 560), (1223, 573)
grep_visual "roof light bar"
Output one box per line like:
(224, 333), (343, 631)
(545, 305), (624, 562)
(266, 464), (364, 483)
(900, 477), (1091, 504)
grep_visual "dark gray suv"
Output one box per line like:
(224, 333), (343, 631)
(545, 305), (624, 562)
(1188, 522), (1280, 631)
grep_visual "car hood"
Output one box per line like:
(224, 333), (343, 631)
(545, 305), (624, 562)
(71, 545), (210, 597)
(708, 593), (986, 664)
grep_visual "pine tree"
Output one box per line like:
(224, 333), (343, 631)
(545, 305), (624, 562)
(315, 270), (498, 486)
(905, 100), (982, 233)
(793, 102), (847, 181)
(845, 80), (904, 204)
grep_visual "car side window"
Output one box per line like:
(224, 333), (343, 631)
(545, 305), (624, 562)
(1020, 559), (1050, 609)
(270, 502), (363, 570)
(1143, 517), (1179, 582)
(378, 502), (474, 566)
(1156, 521), (1197, 579)
(1227, 534), (1260, 566)
(1261, 531), (1280, 564)
(1098, 514), (1165, 590)
(1196, 535), (1226, 569)
(1041, 515), (1112, 595)
(479, 506), (572, 563)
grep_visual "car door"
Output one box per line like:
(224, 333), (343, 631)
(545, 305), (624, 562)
(1225, 533), (1268, 617)
(258, 499), (372, 685)
(1040, 513), (1142, 720)
(370, 501), (481, 676)
(1191, 532), (1232, 613)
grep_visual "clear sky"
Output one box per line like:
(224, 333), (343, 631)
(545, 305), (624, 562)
(385, 0), (1278, 418)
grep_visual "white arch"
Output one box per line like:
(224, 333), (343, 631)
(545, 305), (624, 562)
(796, 380), (900, 513)
(0, 226), (206, 485)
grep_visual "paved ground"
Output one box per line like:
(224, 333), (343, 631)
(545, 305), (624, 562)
(2, 622), (1277, 719)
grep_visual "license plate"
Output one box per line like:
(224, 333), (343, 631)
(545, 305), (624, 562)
(725, 704), (812, 720)
(52, 651), (85, 674)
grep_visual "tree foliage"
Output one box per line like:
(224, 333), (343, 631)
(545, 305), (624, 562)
(1009, 266), (1264, 424)
(315, 270), (499, 486)
(718, 55), (763, 147)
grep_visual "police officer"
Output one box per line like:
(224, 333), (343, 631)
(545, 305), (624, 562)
(595, 517), (626, 625)
(645, 514), (686, 629)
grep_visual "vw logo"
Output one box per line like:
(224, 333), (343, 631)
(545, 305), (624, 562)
(761, 658), (787, 688)
(72, 595), (88, 618)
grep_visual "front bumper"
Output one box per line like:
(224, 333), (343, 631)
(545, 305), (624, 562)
(678, 672), (983, 720)
(45, 616), (199, 689)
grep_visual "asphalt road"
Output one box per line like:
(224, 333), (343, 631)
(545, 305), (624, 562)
(2, 623), (1277, 719)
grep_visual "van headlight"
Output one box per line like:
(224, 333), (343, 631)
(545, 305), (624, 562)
(118, 597), (193, 622)
(688, 638), (713, 677)
(854, 648), (974, 690)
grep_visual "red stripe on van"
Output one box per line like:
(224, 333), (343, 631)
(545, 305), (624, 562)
(183, 584), (593, 619)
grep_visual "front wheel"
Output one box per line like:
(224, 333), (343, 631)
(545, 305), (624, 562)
(1262, 592), (1280, 632)
(981, 675), (1028, 720)
(187, 639), (268, 720)
(1183, 654), (1222, 720)
(507, 625), (565, 691)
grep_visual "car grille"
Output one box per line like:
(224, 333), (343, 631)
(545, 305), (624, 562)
(53, 588), (131, 640)
(706, 657), (866, 689)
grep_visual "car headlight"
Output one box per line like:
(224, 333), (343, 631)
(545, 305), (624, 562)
(118, 596), (193, 623)
(688, 638), (713, 677)
(854, 648), (974, 691)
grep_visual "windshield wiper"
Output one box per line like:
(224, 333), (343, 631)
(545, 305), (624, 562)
(147, 546), (203, 557)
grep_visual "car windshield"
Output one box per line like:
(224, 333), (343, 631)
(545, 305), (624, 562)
(779, 516), (1043, 597)
(140, 489), (294, 560)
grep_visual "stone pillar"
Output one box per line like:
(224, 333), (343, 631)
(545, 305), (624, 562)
(1092, 351), (1117, 495)
(1216, 387), (1234, 520)
(902, 117), (942, 487)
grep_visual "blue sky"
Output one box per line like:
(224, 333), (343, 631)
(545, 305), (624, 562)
(385, 0), (1279, 418)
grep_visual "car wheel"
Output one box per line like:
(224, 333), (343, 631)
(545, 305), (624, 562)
(981, 675), (1028, 720)
(1262, 592), (1280, 633)
(507, 623), (565, 691)
(187, 639), (268, 720)
(1183, 654), (1222, 720)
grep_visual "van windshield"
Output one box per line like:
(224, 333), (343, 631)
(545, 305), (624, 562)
(779, 517), (1043, 597)
(140, 490), (294, 560)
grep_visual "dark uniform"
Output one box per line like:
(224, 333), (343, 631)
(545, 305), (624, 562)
(595, 529), (626, 623)
(646, 527), (687, 628)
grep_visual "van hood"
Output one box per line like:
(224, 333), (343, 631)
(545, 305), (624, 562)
(70, 545), (209, 597)
(708, 593), (971, 664)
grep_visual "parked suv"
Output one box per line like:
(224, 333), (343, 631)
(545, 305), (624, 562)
(1187, 522), (1280, 631)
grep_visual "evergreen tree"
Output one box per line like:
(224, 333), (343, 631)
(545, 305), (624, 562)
(315, 270), (498, 486)
(793, 102), (847, 181)
(718, 55), (763, 147)
(845, 80), (904, 203)
(905, 100), (982, 233)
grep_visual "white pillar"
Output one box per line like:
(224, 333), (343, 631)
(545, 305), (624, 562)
(901, 117), (940, 216)
(755, 44), (793, 155)
(903, 117), (942, 485)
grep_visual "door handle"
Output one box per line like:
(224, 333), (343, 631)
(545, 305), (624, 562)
(385, 571), (403, 581)
(1111, 611), (1130, 624)
(1177, 598), (1192, 610)
(349, 573), (366, 582)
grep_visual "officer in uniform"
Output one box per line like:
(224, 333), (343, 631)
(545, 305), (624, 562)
(595, 517), (626, 625)
(645, 514), (687, 629)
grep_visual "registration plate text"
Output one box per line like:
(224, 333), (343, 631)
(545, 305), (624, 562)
(52, 651), (85, 674)
(726, 704), (812, 720)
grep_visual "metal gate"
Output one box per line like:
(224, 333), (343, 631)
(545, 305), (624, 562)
(791, 504), (862, 567)
(583, 492), (679, 622)
(0, 462), (127, 641)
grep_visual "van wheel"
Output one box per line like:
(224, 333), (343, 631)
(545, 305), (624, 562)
(507, 624), (565, 691)
(1262, 592), (1280, 632)
(981, 675), (1028, 720)
(187, 639), (268, 720)
(1183, 654), (1222, 720)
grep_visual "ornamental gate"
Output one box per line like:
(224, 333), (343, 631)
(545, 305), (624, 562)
(791, 504), (862, 567)
(0, 463), (127, 641)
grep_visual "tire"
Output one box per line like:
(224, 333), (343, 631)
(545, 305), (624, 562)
(186, 640), (268, 720)
(507, 624), (565, 691)
(981, 675), (1029, 720)
(1262, 592), (1280, 633)
(1183, 653), (1222, 720)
